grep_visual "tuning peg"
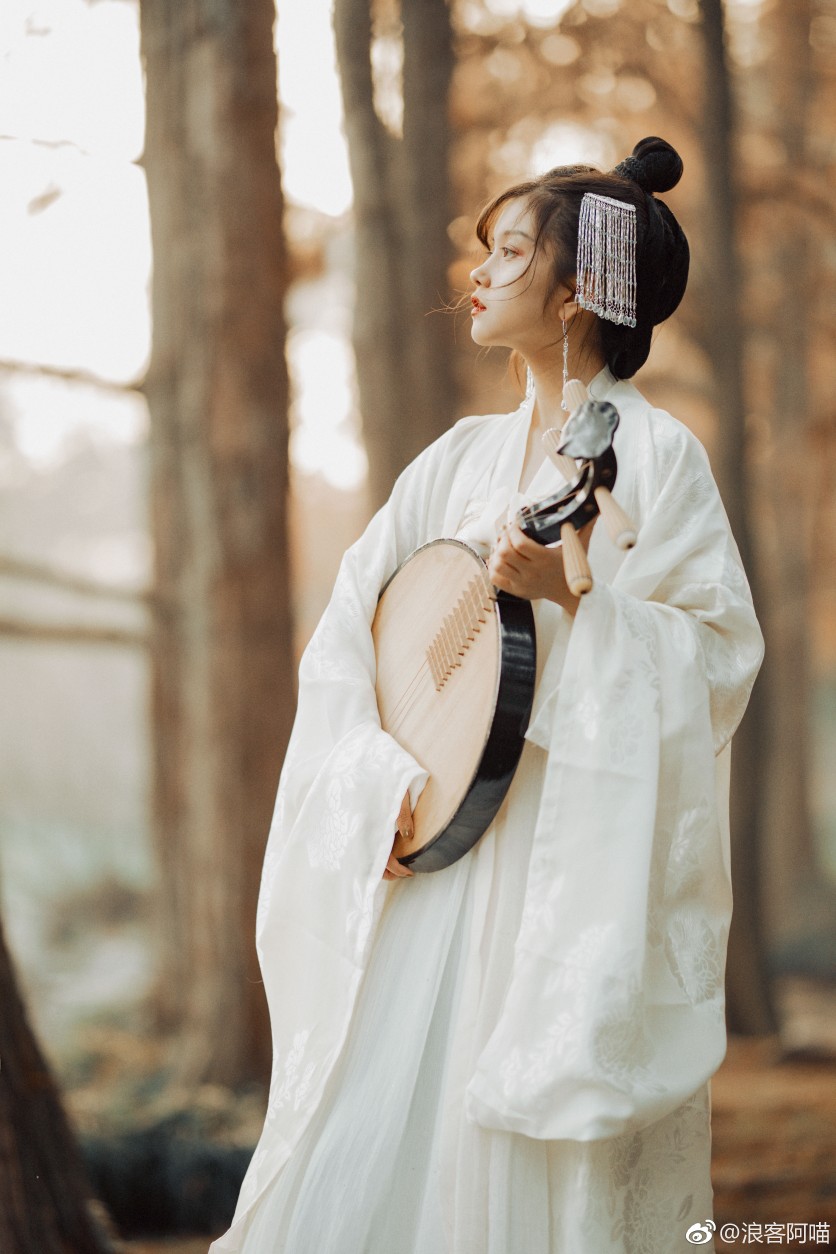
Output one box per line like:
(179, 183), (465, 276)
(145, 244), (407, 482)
(562, 377), (589, 414)
(541, 428), (579, 483)
(560, 522), (593, 596)
(593, 486), (638, 550)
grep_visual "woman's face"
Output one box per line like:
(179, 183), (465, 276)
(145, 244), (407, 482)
(469, 197), (565, 355)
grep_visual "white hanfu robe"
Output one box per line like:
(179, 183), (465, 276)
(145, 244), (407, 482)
(210, 367), (764, 1254)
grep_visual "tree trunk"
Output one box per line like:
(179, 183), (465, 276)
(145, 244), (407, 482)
(334, 0), (407, 508)
(759, 0), (836, 953)
(141, 0), (294, 1086)
(697, 0), (777, 1035)
(400, 0), (457, 461)
(0, 915), (113, 1253)
(334, 0), (457, 511)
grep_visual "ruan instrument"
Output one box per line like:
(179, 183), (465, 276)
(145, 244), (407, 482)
(372, 381), (638, 872)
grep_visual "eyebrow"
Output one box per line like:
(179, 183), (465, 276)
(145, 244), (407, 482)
(497, 229), (535, 243)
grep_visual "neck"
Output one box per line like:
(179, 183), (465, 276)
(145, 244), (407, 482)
(525, 345), (607, 432)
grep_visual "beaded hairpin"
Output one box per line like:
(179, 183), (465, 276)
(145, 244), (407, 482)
(575, 193), (637, 328)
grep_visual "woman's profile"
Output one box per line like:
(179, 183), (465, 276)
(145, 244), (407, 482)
(210, 136), (764, 1254)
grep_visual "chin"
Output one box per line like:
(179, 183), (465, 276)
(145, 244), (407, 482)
(470, 322), (500, 348)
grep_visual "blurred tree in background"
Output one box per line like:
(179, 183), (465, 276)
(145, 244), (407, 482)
(697, 0), (774, 1033)
(0, 916), (112, 1253)
(141, 0), (294, 1087)
(335, 0), (458, 510)
(754, 0), (833, 958)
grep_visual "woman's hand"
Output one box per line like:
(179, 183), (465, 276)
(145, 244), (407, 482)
(383, 790), (415, 880)
(487, 519), (595, 615)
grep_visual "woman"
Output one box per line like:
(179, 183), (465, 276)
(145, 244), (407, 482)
(211, 137), (763, 1254)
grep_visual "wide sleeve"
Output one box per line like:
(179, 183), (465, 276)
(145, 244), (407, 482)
(465, 413), (764, 1142)
(212, 439), (454, 1249)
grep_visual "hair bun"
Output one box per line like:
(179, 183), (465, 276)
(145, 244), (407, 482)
(613, 136), (684, 194)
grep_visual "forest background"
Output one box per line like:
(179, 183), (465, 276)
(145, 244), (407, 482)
(0, 0), (834, 1248)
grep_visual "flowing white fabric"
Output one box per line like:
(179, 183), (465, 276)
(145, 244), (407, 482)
(210, 368), (763, 1253)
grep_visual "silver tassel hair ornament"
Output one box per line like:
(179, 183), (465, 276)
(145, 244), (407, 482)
(575, 193), (637, 328)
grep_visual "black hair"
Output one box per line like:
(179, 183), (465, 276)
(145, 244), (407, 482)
(475, 137), (690, 379)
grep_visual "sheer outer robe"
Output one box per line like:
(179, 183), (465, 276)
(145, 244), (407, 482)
(210, 374), (764, 1251)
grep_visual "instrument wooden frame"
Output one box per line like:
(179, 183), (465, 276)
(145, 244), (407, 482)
(373, 540), (536, 873)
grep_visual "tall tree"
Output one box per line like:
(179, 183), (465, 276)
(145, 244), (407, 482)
(140, 0), (294, 1086)
(757, 0), (836, 952)
(0, 915), (113, 1253)
(334, 0), (458, 510)
(697, 0), (776, 1034)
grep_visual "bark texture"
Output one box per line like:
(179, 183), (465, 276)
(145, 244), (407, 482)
(141, 0), (293, 1085)
(334, 0), (457, 510)
(760, 0), (835, 950)
(0, 916), (113, 1254)
(697, 0), (777, 1035)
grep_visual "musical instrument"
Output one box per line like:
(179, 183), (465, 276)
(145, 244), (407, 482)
(519, 379), (637, 592)
(372, 381), (638, 872)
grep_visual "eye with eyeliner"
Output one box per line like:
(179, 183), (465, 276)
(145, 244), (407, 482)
(484, 242), (521, 260)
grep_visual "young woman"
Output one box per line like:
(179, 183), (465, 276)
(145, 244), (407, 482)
(211, 137), (763, 1254)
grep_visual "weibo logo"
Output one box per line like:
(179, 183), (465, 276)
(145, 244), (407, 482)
(685, 1220), (716, 1244)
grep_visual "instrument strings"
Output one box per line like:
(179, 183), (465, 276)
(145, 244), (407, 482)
(387, 656), (433, 738)
(387, 571), (495, 738)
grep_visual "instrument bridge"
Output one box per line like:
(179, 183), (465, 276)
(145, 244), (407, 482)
(427, 572), (495, 691)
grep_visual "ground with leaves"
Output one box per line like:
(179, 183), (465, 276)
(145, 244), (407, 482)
(710, 982), (836, 1249)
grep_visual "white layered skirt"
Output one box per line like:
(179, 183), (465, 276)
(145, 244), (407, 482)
(238, 740), (715, 1254)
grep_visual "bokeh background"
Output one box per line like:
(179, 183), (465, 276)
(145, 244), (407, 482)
(0, 0), (834, 1249)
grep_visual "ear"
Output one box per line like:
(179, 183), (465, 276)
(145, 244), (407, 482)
(558, 287), (581, 323)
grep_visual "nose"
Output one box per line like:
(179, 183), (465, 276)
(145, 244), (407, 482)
(470, 259), (489, 287)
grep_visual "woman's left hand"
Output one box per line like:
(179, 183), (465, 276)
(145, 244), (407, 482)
(384, 790), (415, 880)
(487, 520), (595, 615)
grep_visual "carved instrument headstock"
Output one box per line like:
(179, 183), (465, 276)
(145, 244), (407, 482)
(514, 379), (638, 595)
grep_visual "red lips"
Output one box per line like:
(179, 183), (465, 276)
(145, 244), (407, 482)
(471, 295), (486, 313)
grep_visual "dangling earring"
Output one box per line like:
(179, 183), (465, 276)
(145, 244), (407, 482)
(561, 318), (569, 411)
(525, 365), (535, 402)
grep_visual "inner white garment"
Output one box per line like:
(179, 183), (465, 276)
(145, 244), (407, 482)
(238, 732), (715, 1254)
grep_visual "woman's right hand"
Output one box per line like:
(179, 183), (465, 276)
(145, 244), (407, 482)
(383, 790), (415, 880)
